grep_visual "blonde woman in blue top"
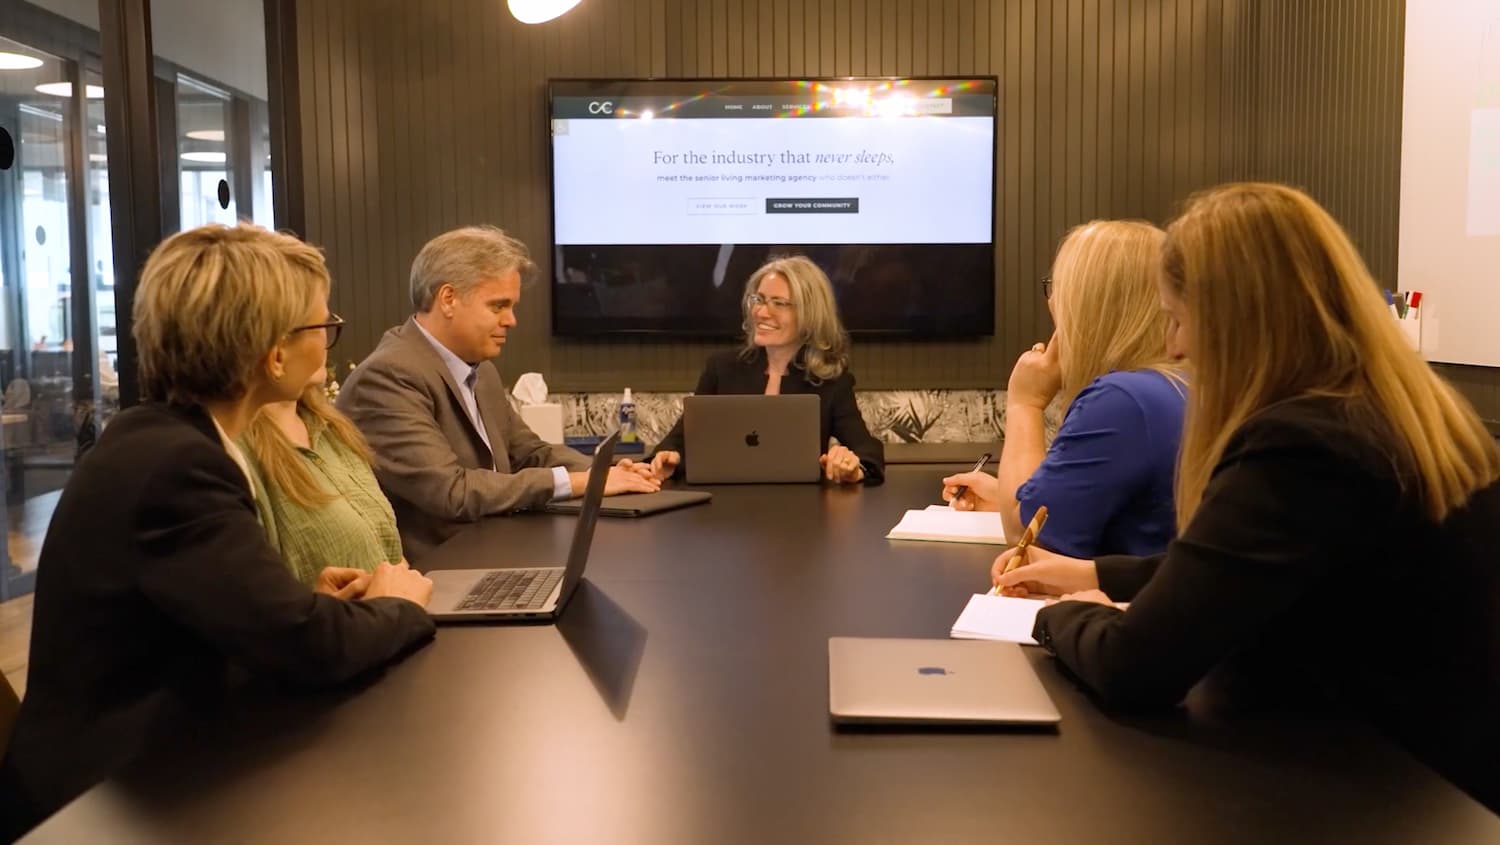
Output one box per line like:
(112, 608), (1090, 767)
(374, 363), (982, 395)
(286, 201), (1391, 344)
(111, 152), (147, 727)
(943, 220), (1187, 558)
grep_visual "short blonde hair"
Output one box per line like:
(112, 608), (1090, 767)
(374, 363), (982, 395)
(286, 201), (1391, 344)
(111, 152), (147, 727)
(410, 225), (537, 311)
(1164, 182), (1500, 524)
(1050, 220), (1181, 401)
(133, 224), (329, 406)
(740, 255), (850, 382)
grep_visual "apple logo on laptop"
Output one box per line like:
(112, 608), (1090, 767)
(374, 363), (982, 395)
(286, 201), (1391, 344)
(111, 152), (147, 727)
(917, 666), (951, 676)
(744, 430), (760, 447)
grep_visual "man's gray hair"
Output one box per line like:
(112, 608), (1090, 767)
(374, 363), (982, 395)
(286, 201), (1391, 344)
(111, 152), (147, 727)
(409, 225), (537, 311)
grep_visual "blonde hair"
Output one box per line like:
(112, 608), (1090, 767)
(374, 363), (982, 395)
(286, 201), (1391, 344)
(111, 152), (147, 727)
(134, 224), (329, 406)
(1164, 182), (1500, 526)
(242, 387), (375, 507)
(1050, 220), (1183, 401)
(410, 225), (537, 312)
(739, 255), (850, 382)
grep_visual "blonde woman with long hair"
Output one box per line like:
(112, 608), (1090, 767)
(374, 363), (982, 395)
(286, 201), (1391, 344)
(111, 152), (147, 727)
(242, 369), (404, 586)
(649, 255), (885, 484)
(943, 221), (1186, 557)
(991, 183), (1500, 811)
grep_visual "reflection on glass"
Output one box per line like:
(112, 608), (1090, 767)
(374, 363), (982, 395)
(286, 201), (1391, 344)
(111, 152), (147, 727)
(85, 70), (119, 426)
(0, 35), (100, 595)
(176, 75), (235, 229)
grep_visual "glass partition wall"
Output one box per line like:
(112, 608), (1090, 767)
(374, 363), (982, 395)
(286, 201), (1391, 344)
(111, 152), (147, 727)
(0, 34), (112, 600)
(0, 0), (277, 601)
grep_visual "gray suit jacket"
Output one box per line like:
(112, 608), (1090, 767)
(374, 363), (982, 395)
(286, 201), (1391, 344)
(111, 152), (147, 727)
(336, 318), (593, 563)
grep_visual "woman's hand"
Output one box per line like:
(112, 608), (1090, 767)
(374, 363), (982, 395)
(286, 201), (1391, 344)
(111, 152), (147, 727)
(1007, 332), (1063, 411)
(820, 445), (865, 483)
(940, 470), (1001, 511)
(649, 450), (681, 481)
(990, 545), (1099, 597)
(313, 566), (373, 600)
(362, 561), (434, 608)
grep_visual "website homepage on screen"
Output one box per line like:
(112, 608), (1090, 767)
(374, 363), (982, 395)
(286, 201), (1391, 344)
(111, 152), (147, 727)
(549, 80), (996, 336)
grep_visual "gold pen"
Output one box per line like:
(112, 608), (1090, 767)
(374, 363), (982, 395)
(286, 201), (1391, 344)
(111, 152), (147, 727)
(989, 506), (1049, 594)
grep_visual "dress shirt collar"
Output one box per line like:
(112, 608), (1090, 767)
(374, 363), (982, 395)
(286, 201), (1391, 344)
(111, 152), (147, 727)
(412, 318), (480, 390)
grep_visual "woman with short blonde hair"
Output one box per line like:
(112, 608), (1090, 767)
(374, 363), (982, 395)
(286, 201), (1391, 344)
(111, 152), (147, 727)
(2, 224), (435, 835)
(650, 254), (884, 484)
(945, 220), (1187, 558)
(991, 183), (1500, 812)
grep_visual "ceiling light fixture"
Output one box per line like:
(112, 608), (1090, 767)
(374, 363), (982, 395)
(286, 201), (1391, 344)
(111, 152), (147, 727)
(507, 0), (583, 25)
(185, 129), (226, 142)
(0, 52), (44, 71)
(181, 151), (227, 163)
(34, 82), (105, 99)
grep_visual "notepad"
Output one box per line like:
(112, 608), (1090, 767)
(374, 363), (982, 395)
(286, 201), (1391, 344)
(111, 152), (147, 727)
(885, 508), (1007, 545)
(949, 594), (1049, 645)
(950, 593), (1129, 645)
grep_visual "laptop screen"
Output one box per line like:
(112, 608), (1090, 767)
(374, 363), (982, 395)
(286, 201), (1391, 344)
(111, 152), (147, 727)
(556, 430), (617, 606)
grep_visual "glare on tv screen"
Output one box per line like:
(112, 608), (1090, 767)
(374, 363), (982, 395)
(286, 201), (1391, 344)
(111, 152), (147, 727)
(548, 78), (997, 337)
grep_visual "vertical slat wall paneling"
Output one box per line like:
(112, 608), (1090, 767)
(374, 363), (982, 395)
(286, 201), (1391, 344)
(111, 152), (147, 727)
(295, 0), (1273, 391)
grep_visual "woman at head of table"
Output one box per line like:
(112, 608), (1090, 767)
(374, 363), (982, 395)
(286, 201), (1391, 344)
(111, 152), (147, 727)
(649, 254), (885, 485)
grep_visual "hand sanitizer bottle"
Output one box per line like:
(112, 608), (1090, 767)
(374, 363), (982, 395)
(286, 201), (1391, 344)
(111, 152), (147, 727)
(619, 387), (637, 442)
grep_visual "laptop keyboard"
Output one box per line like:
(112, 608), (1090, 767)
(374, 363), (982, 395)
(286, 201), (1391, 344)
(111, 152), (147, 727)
(456, 568), (563, 612)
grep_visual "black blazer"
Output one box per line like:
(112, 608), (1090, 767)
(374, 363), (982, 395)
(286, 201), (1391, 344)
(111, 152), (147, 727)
(653, 348), (886, 483)
(0, 403), (435, 833)
(1033, 397), (1500, 811)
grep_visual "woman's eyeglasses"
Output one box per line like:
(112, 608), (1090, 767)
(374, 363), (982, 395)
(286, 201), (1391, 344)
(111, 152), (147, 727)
(1041, 276), (1053, 300)
(746, 293), (794, 312)
(290, 313), (345, 349)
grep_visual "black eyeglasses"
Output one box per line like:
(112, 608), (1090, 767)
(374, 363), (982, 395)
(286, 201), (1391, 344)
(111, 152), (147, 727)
(1041, 276), (1053, 300)
(290, 313), (345, 349)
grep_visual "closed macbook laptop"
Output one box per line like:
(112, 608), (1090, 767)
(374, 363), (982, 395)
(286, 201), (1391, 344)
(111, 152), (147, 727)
(683, 394), (821, 484)
(424, 431), (616, 623)
(828, 637), (1061, 726)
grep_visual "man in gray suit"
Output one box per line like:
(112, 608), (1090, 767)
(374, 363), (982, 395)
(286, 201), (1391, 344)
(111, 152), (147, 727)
(337, 226), (659, 563)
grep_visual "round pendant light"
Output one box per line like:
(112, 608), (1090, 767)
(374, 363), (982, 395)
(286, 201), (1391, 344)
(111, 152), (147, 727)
(507, 0), (583, 25)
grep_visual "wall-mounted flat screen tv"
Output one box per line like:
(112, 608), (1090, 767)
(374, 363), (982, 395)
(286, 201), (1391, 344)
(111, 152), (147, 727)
(548, 77), (997, 337)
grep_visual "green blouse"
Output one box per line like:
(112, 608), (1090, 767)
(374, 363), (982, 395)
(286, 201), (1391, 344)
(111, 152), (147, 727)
(241, 410), (402, 586)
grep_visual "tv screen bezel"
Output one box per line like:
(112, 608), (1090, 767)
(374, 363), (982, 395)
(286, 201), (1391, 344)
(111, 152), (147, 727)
(545, 75), (999, 339)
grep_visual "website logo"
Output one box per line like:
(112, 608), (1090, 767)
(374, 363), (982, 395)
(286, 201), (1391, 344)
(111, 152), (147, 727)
(588, 100), (614, 115)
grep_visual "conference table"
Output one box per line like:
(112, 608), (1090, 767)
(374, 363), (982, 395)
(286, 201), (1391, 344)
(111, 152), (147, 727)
(25, 467), (1500, 843)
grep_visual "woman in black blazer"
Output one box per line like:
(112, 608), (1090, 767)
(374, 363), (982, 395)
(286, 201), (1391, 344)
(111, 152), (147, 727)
(990, 183), (1500, 811)
(0, 225), (436, 837)
(650, 255), (885, 484)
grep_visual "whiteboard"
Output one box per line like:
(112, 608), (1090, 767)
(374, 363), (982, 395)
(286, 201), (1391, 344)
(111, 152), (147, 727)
(1398, 0), (1500, 367)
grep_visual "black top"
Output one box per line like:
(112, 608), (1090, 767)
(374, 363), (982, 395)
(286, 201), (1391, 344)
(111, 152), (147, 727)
(0, 403), (435, 835)
(653, 348), (886, 483)
(1034, 397), (1500, 811)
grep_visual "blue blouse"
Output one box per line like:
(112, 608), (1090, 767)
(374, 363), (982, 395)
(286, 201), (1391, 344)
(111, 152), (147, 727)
(1016, 369), (1186, 558)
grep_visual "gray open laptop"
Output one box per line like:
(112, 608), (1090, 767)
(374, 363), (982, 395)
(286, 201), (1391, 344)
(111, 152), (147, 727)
(425, 431), (617, 622)
(683, 394), (821, 483)
(828, 637), (1061, 725)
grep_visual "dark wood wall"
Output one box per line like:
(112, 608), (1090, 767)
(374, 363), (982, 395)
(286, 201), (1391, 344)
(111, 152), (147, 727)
(292, 0), (1256, 391)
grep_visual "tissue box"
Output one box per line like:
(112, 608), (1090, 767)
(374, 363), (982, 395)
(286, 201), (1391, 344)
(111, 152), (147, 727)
(519, 403), (564, 444)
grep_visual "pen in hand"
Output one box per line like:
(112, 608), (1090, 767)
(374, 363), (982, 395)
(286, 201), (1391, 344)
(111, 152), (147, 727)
(947, 452), (993, 508)
(989, 505), (1049, 595)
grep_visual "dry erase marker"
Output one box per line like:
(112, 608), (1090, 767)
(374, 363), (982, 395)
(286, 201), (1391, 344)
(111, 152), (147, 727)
(990, 506), (1050, 594)
(947, 452), (993, 508)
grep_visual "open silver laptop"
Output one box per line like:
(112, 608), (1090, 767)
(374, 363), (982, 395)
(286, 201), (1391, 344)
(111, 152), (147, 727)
(426, 431), (616, 622)
(828, 637), (1061, 725)
(683, 394), (821, 483)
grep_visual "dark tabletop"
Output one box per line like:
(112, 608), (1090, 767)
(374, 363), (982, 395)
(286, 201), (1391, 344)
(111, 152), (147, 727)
(25, 468), (1500, 843)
